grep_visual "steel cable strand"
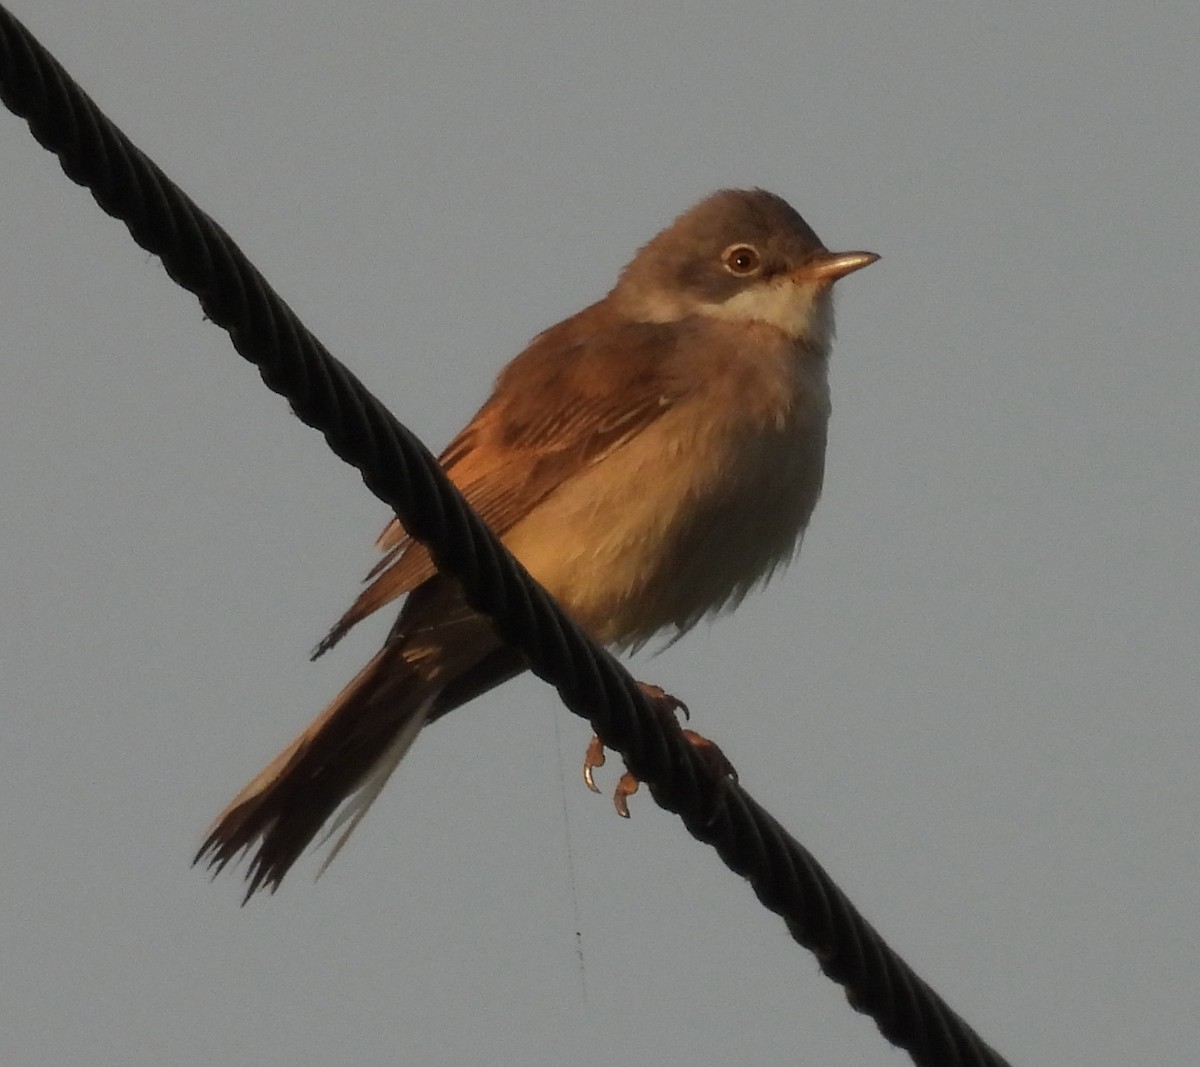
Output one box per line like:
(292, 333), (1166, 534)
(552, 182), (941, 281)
(690, 786), (1004, 1066)
(0, 8), (1013, 1066)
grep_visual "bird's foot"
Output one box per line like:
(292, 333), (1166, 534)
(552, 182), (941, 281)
(583, 682), (735, 817)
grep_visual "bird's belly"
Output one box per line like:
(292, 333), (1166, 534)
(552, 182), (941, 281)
(502, 404), (826, 649)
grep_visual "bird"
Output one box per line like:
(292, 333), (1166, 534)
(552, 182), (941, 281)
(196, 188), (877, 897)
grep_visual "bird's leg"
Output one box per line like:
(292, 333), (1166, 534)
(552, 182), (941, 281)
(583, 683), (736, 817)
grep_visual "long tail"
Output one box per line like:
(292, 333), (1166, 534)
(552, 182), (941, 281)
(195, 642), (440, 900)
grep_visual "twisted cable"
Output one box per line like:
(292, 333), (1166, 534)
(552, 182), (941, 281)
(0, 8), (1012, 1066)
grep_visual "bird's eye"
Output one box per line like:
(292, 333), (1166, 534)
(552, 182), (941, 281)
(721, 244), (761, 275)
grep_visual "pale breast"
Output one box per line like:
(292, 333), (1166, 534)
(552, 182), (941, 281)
(502, 329), (830, 650)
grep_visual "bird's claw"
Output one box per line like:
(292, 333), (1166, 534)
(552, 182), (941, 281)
(638, 682), (690, 721)
(581, 683), (733, 816)
(613, 772), (640, 818)
(583, 735), (640, 814)
(583, 733), (606, 793)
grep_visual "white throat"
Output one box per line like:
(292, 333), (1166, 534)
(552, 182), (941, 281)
(621, 277), (834, 345)
(697, 278), (834, 344)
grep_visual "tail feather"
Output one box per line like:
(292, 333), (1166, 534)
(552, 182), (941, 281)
(200, 576), (521, 900)
(314, 699), (430, 878)
(195, 644), (438, 900)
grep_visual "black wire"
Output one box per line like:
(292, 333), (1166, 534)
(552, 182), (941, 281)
(0, 7), (1014, 1066)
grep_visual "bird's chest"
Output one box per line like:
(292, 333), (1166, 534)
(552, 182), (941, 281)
(506, 339), (829, 644)
(655, 379), (828, 603)
(554, 363), (827, 639)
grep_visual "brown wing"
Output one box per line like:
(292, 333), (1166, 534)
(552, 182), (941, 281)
(311, 303), (688, 657)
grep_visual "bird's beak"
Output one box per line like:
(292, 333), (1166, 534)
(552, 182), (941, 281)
(793, 250), (880, 284)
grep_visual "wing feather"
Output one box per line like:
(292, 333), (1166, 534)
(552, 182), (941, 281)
(311, 308), (686, 657)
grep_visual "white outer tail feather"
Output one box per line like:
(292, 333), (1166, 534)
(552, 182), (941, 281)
(315, 690), (437, 878)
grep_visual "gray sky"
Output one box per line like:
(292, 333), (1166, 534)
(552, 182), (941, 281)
(2, 3), (1197, 1065)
